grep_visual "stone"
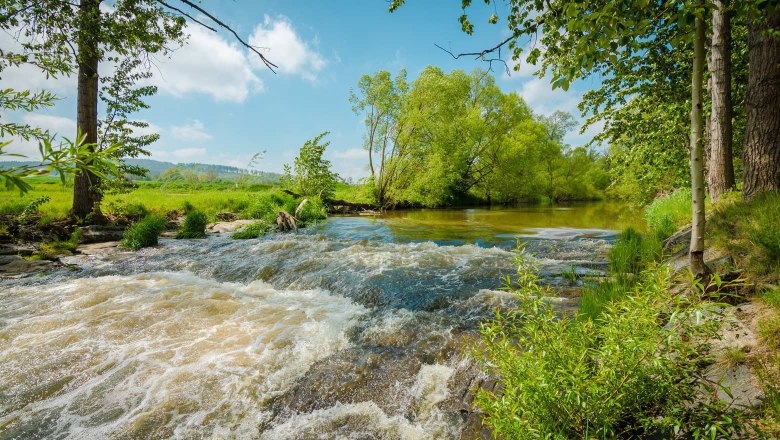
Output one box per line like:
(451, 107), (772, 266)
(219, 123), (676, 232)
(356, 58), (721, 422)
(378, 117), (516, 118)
(78, 225), (125, 244)
(216, 212), (239, 222)
(207, 220), (257, 234)
(0, 258), (55, 277)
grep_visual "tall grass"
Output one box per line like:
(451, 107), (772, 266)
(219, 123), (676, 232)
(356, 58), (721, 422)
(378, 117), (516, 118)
(120, 215), (167, 250)
(175, 210), (208, 239)
(644, 188), (692, 240)
(709, 192), (780, 278)
(476, 261), (756, 438)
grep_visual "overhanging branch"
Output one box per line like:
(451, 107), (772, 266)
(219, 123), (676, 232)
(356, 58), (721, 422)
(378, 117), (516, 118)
(163, 0), (278, 72)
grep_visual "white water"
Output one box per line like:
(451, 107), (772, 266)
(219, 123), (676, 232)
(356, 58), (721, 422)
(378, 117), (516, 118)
(0, 209), (622, 439)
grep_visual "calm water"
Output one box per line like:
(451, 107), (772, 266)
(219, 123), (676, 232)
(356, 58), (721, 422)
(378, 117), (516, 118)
(0, 202), (641, 439)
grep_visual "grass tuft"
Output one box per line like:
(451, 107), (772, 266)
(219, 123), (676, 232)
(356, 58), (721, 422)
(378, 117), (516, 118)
(120, 215), (167, 250)
(175, 210), (208, 239)
(232, 222), (274, 239)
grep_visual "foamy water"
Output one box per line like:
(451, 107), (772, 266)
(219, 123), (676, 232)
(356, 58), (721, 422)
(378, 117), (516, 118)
(1, 207), (626, 438)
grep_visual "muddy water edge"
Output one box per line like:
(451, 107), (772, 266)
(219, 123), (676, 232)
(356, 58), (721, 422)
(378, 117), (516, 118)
(0, 202), (643, 439)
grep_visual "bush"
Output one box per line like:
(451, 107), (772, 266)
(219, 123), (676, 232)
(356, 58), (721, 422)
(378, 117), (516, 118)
(644, 188), (692, 241)
(175, 210), (208, 239)
(182, 200), (195, 214)
(232, 221), (274, 239)
(244, 191), (298, 223)
(475, 261), (756, 438)
(120, 215), (167, 250)
(609, 227), (662, 275)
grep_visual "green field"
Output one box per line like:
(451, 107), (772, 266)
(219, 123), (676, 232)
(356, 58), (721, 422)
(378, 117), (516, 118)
(0, 177), (371, 224)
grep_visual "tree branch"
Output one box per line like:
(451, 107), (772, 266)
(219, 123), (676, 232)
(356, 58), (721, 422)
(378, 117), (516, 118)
(169, 0), (278, 71)
(157, 0), (217, 33)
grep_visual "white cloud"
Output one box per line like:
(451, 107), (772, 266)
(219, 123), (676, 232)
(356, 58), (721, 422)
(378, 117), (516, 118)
(172, 147), (207, 159)
(516, 77), (581, 116)
(330, 148), (365, 160)
(170, 120), (212, 142)
(248, 15), (327, 81)
(147, 24), (263, 102)
(22, 114), (77, 137)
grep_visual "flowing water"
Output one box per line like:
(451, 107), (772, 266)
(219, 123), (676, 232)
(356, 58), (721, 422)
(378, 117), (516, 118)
(0, 202), (642, 439)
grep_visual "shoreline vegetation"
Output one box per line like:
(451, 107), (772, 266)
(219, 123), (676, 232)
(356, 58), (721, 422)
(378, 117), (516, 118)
(473, 190), (780, 437)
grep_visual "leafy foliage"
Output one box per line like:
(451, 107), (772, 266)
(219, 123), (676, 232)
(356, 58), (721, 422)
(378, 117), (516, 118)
(475, 257), (756, 438)
(352, 67), (607, 207)
(120, 215), (167, 250)
(175, 210), (208, 239)
(282, 132), (338, 199)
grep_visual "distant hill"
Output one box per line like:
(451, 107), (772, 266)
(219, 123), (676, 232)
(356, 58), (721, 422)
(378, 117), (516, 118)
(0, 158), (282, 183)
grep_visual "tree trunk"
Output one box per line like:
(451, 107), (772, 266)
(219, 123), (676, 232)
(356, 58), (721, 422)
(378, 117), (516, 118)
(690, 12), (709, 278)
(71, 0), (103, 221)
(743, 8), (780, 199)
(707, 0), (736, 201)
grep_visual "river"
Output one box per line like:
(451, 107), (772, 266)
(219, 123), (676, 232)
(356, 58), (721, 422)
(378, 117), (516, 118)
(0, 202), (642, 439)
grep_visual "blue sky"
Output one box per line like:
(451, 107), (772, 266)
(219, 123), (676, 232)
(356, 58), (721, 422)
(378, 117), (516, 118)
(1, 0), (604, 180)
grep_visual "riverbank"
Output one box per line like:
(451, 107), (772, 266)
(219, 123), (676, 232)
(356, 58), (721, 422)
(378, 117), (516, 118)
(472, 190), (780, 437)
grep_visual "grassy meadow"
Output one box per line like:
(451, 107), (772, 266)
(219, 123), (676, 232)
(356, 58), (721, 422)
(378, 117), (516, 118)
(0, 177), (371, 224)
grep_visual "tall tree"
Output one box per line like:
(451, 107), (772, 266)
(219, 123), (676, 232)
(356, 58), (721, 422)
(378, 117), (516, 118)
(708, 0), (737, 200)
(690, 7), (708, 276)
(743, 5), (780, 198)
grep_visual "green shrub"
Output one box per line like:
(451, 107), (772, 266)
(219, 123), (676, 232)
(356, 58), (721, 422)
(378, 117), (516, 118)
(244, 191), (298, 223)
(294, 197), (328, 226)
(475, 263), (756, 438)
(120, 215), (167, 250)
(644, 188), (692, 240)
(232, 221), (274, 239)
(609, 227), (662, 275)
(175, 210), (208, 239)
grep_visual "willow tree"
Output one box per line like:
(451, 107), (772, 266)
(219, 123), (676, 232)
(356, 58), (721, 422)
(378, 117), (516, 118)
(1, 1), (275, 220)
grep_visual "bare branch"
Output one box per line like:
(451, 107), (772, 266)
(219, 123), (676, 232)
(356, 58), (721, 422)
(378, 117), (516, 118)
(172, 0), (278, 71)
(157, 0), (217, 33)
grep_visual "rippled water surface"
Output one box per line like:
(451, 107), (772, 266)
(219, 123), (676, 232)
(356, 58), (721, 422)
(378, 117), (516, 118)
(0, 203), (641, 439)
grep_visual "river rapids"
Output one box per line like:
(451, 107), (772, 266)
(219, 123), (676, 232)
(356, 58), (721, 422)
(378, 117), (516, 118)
(0, 206), (636, 439)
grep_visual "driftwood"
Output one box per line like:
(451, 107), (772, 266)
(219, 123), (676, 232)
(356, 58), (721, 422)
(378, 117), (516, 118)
(281, 189), (379, 214)
(276, 210), (297, 231)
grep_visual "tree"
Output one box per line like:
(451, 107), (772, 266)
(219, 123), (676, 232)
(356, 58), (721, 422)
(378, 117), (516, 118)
(707, 0), (737, 200)
(1, 0), (276, 220)
(283, 132), (338, 199)
(349, 70), (408, 203)
(743, 5), (780, 198)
